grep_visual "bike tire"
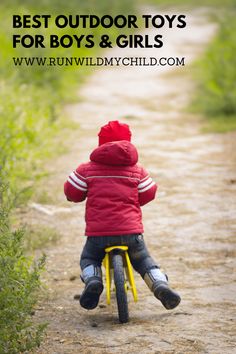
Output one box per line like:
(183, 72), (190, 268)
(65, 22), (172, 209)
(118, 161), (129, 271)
(112, 253), (129, 323)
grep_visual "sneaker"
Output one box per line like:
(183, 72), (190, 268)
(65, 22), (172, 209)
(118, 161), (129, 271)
(153, 281), (181, 310)
(79, 278), (104, 310)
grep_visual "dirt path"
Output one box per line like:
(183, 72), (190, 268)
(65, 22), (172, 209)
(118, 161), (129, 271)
(30, 7), (236, 354)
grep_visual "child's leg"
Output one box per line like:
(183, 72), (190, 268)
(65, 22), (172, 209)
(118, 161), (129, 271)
(143, 268), (181, 310)
(128, 234), (181, 310)
(79, 237), (105, 310)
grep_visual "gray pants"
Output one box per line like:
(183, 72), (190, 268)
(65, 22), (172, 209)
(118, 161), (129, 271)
(80, 234), (158, 278)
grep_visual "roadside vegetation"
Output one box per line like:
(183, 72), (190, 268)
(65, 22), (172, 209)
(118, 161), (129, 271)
(150, 0), (236, 132)
(0, 180), (46, 353)
(0, 0), (135, 352)
(150, 0), (235, 8)
(193, 14), (236, 132)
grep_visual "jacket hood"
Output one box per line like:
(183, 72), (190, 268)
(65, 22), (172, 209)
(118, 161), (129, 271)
(90, 140), (138, 166)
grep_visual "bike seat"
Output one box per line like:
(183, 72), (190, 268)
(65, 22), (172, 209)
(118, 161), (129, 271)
(105, 245), (128, 253)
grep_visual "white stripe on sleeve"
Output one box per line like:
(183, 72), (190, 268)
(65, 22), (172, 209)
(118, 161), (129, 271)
(70, 172), (87, 188)
(68, 177), (87, 192)
(138, 181), (156, 193)
(138, 177), (153, 190)
(140, 175), (150, 182)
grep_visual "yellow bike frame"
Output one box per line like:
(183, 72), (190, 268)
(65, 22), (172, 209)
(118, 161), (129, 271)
(103, 246), (138, 305)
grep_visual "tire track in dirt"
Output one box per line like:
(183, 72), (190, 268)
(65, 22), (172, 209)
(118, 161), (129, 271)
(31, 7), (236, 354)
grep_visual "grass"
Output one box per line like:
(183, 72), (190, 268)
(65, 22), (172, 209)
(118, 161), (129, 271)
(147, 0), (236, 133)
(148, 0), (236, 9)
(192, 14), (236, 132)
(24, 225), (61, 251)
(201, 115), (236, 133)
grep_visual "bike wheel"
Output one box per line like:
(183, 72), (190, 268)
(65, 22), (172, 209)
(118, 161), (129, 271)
(112, 253), (129, 323)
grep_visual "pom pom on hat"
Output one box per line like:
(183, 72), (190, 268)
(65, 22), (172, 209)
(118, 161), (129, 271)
(98, 120), (132, 146)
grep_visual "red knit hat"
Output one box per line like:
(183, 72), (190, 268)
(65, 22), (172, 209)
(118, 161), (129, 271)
(98, 120), (132, 146)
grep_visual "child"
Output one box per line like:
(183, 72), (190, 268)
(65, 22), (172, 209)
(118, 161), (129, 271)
(64, 121), (181, 311)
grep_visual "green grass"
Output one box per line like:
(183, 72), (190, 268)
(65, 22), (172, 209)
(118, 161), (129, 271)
(24, 225), (61, 251)
(201, 115), (236, 133)
(193, 15), (236, 132)
(148, 0), (236, 9)
(148, 0), (236, 132)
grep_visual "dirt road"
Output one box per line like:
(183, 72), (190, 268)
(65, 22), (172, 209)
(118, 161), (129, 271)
(31, 7), (236, 354)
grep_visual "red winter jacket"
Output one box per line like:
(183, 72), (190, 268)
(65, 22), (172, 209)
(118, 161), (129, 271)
(64, 141), (157, 236)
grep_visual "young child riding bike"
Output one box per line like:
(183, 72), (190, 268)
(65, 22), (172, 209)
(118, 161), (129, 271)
(64, 120), (181, 311)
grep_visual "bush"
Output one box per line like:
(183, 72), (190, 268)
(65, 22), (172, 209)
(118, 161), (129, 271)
(0, 180), (46, 354)
(194, 16), (236, 118)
